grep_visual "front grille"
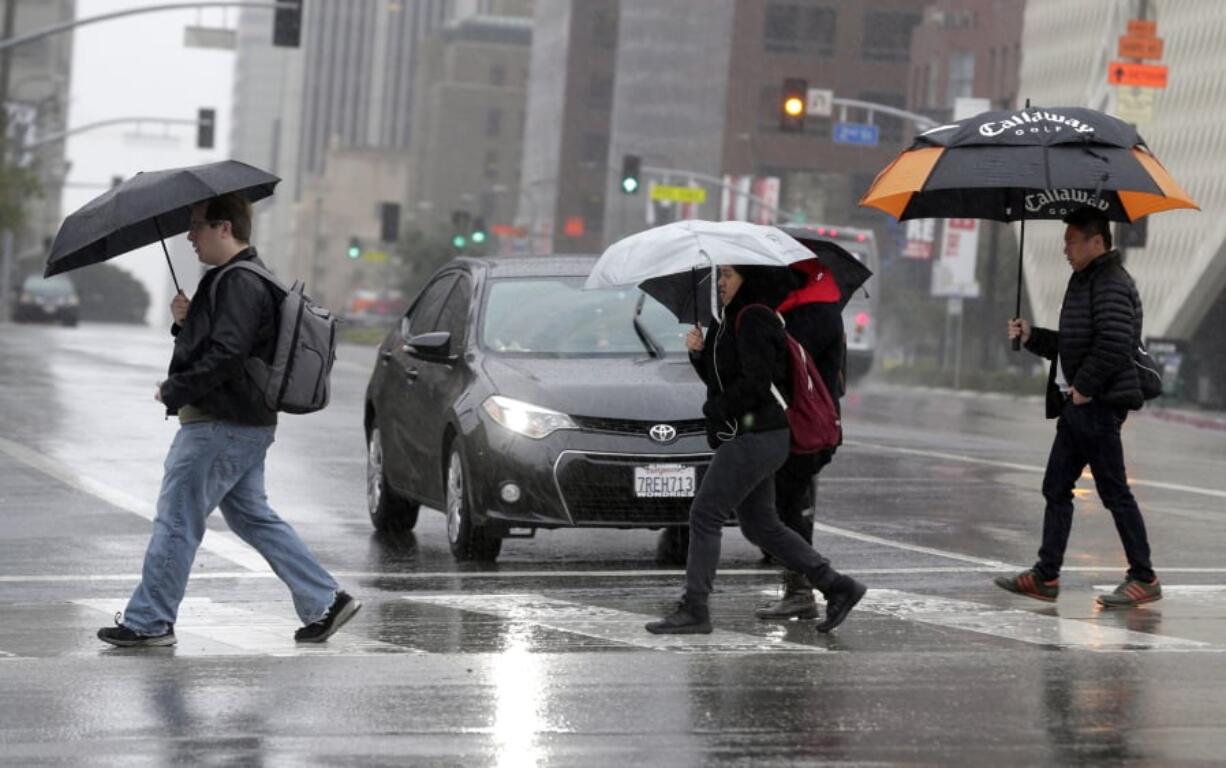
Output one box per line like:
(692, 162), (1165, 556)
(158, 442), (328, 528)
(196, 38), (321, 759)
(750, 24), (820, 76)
(571, 415), (707, 437)
(555, 452), (710, 524)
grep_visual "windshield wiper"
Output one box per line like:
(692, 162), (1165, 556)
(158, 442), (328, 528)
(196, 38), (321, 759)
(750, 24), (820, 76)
(632, 293), (664, 358)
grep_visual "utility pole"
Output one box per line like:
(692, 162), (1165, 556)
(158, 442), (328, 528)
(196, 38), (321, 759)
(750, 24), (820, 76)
(0, 0), (18, 325)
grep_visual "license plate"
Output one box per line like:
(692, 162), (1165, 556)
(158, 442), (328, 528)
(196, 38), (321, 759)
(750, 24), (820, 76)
(634, 464), (695, 498)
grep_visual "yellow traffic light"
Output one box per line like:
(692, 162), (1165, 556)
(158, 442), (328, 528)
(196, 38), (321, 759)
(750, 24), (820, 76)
(783, 96), (805, 117)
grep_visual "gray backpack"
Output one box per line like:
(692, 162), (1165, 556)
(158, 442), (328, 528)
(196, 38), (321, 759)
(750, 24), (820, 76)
(210, 260), (337, 414)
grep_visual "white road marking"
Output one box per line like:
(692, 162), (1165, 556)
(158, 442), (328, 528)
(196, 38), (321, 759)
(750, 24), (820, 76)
(851, 589), (1216, 652)
(407, 593), (826, 654)
(0, 434), (271, 573)
(10, 567), (1226, 585)
(846, 439), (1226, 500)
(809, 520), (1019, 569)
(73, 598), (407, 656)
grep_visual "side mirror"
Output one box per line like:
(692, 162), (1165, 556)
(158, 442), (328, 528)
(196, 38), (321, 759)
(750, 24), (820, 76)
(404, 331), (453, 361)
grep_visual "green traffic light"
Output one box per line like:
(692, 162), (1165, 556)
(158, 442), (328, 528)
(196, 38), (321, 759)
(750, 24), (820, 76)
(347, 246), (361, 259)
(452, 234), (467, 248)
(471, 231), (486, 244)
(621, 177), (639, 194)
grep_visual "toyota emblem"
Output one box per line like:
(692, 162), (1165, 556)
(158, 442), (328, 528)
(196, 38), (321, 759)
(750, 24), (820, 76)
(648, 424), (677, 444)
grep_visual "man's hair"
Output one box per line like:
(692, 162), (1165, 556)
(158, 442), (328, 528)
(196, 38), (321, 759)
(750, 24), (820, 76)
(1062, 206), (1112, 250)
(204, 193), (253, 243)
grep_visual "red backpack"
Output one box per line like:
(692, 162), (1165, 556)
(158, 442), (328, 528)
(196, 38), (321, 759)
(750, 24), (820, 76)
(737, 304), (841, 454)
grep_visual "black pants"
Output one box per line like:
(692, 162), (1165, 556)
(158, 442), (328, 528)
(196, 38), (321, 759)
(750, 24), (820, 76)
(774, 448), (835, 545)
(685, 429), (832, 603)
(1035, 399), (1154, 583)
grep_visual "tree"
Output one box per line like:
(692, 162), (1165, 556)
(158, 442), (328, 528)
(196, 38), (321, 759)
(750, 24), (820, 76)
(395, 228), (460, 303)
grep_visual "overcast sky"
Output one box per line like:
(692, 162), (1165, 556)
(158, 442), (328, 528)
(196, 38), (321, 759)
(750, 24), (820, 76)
(61, 0), (237, 323)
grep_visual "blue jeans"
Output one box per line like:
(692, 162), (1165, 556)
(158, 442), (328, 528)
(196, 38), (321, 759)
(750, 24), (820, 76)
(122, 421), (339, 635)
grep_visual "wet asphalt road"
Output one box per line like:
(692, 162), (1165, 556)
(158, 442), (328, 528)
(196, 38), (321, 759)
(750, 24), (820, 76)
(2, 322), (1226, 766)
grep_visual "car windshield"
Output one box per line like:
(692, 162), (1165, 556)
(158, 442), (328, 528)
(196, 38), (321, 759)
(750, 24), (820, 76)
(481, 277), (691, 357)
(21, 275), (76, 296)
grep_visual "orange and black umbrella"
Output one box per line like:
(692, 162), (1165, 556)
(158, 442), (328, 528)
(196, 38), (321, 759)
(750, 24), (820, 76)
(860, 106), (1196, 222)
(859, 105), (1197, 347)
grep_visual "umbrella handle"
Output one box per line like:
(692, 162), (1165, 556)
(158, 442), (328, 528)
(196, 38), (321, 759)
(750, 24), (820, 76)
(153, 217), (182, 294)
(1012, 218), (1025, 351)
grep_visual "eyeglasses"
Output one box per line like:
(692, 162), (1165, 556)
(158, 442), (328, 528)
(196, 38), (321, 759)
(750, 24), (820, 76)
(188, 219), (223, 232)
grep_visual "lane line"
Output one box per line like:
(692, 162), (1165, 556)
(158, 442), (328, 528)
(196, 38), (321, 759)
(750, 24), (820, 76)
(73, 598), (410, 657)
(846, 439), (1226, 500)
(0, 434), (270, 573)
(407, 593), (826, 654)
(810, 520), (1018, 569)
(850, 589), (1217, 652)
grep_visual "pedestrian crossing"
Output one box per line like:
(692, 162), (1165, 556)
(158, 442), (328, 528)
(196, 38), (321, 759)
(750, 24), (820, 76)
(0, 586), (1215, 659)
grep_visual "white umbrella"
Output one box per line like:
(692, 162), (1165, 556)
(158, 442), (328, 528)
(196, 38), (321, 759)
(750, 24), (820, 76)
(584, 220), (813, 322)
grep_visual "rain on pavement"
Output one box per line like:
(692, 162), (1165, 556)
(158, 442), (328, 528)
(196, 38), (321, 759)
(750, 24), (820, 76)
(2, 323), (1226, 765)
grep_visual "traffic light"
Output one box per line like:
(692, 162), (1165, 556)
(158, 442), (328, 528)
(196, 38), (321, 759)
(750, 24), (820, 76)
(347, 236), (362, 260)
(379, 202), (401, 243)
(196, 107), (215, 149)
(620, 154), (641, 195)
(273, 0), (303, 47)
(471, 217), (487, 244)
(451, 210), (471, 250)
(780, 77), (807, 132)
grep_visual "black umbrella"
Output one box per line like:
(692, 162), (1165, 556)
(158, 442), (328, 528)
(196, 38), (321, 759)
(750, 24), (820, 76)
(640, 232), (872, 325)
(45, 160), (281, 289)
(778, 228), (874, 310)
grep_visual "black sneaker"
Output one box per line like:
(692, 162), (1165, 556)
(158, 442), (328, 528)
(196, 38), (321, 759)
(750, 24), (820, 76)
(994, 569), (1059, 602)
(295, 591), (361, 643)
(97, 623), (176, 648)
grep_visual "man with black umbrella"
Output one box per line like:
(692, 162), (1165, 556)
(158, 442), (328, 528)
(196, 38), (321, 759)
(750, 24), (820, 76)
(97, 193), (360, 647)
(755, 259), (846, 621)
(996, 206), (1160, 608)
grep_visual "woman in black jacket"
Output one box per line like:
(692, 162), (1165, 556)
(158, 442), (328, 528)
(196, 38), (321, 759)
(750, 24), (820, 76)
(646, 265), (867, 635)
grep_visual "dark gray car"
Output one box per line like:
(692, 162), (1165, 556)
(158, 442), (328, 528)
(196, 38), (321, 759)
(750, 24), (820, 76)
(363, 255), (716, 563)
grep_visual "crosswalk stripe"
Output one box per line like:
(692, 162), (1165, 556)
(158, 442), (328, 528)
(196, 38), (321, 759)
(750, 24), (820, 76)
(851, 589), (1217, 652)
(73, 598), (413, 657)
(406, 593), (827, 654)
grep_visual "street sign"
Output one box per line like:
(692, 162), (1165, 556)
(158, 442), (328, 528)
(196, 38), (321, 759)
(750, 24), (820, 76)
(806, 88), (833, 117)
(1127, 18), (1157, 37)
(362, 250), (389, 263)
(1108, 61), (1168, 88)
(1118, 35), (1163, 60)
(833, 122), (879, 147)
(650, 185), (707, 205)
(1115, 88), (1155, 125)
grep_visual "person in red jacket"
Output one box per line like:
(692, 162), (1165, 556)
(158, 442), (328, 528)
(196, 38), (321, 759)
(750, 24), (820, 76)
(756, 259), (848, 621)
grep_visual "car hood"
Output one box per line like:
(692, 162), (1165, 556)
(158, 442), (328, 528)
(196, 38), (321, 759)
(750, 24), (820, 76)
(481, 355), (705, 420)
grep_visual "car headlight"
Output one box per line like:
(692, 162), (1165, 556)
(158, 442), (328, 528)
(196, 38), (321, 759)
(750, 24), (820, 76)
(482, 395), (577, 439)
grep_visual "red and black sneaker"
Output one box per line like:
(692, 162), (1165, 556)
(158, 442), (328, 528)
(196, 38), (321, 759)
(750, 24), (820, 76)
(993, 570), (1059, 602)
(1097, 578), (1162, 608)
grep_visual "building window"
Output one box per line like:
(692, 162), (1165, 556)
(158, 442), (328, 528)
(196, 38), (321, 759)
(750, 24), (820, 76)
(484, 150), (498, 180)
(862, 10), (921, 62)
(490, 64), (506, 86)
(587, 73), (614, 107)
(948, 51), (975, 106)
(582, 132), (608, 164)
(486, 108), (502, 138)
(764, 3), (836, 55)
(592, 9), (617, 48)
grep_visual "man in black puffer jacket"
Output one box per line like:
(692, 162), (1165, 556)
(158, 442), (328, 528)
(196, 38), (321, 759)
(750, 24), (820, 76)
(996, 207), (1159, 609)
